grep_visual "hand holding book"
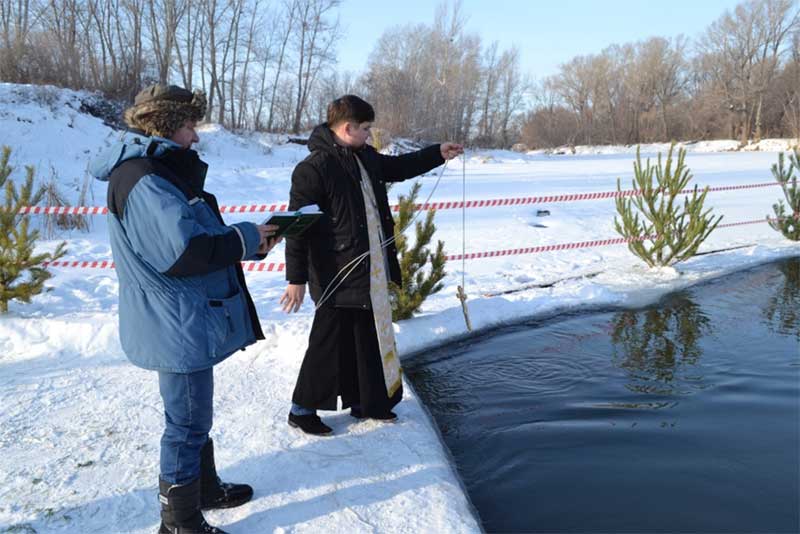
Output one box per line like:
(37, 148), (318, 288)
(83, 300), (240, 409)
(261, 204), (323, 238)
(256, 224), (281, 255)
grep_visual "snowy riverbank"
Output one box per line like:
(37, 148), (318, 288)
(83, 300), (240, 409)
(1, 83), (798, 533)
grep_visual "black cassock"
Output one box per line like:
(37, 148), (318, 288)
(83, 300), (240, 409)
(292, 305), (402, 415)
(285, 124), (445, 415)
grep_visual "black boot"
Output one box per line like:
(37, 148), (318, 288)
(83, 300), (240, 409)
(200, 438), (253, 510)
(350, 407), (398, 422)
(287, 412), (333, 435)
(158, 477), (227, 534)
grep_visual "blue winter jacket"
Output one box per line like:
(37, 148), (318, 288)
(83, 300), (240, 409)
(90, 133), (265, 373)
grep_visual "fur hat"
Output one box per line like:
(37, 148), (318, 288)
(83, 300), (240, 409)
(123, 84), (207, 138)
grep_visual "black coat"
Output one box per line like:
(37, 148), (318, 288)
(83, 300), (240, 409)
(285, 124), (445, 308)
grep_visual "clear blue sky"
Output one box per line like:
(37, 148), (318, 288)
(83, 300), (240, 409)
(335, 0), (743, 78)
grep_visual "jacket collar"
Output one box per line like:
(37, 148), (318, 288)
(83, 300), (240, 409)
(308, 123), (367, 182)
(159, 147), (208, 194)
(90, 130), (207, 193)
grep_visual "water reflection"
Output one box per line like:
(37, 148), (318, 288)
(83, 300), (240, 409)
(764, 259), (800, 340)
(408, 260), (800, 533)
(611, 293), (711, 394)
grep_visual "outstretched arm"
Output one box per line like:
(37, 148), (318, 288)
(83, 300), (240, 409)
(379, 143), (464, 182)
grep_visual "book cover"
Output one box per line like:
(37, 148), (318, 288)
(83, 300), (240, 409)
(262, 206), (322, 238)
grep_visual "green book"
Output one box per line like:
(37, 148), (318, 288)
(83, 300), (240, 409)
(262, 206), (322, 238)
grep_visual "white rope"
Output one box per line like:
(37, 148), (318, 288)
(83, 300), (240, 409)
(462, 150), (466, 290)
(314, 158), (451, 310)
(455, 149), (473, 331)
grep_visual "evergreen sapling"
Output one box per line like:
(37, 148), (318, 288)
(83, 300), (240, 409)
(389, 181), (446, 321)
(767, 150), (800, 241)
(0, 146), (66, 313)
(614, 144), (722, 268)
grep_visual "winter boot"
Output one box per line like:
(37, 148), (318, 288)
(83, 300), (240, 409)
(158, 477), (227, 534)
(350, 407), (398, 422)
(200, 438), (254, 510)
(287, 412), (333, 435)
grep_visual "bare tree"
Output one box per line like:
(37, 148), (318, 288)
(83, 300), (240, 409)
(290, 0), (339, 133)
(520, 78), (576, 148)
(0, 0), (32, 81)
(589, 48), (622, 144)
(146, 0), (186, 84)
(364, 24), (426, 137)
(648, 36), (688, 140)
(224, 0), (244, 126)
(41, 0), (84, 86)
(122, 0), (147, 95)
(234, 0), (260, 128)
(263, 0), (297, 130)
(698, 0), (799, 144)
(363, 0), (484, 143)
(476, 41), (500, 142)
(250, 5), (279, 130)
(200, 0), (231, 122)
(174, 0), (203, 89)
(753, 0), (800, 139)
(497, 46), (526, 147)
(553, 55), (594, 144)
(778, 30), (800, 138)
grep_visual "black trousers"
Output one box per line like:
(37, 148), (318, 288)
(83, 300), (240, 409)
(292, 305), (403, 416)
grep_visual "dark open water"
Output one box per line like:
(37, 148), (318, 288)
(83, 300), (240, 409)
(406, 258), (800, 533)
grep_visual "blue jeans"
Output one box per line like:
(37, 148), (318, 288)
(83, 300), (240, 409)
(158, 368), (214, 485)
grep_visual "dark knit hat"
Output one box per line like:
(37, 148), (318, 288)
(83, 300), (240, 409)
(123, 84), (207, 138)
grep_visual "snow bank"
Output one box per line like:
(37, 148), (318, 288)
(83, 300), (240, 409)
(533, 138), (798, 157)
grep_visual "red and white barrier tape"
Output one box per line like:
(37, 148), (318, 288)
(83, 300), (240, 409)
(20, 206), (110, 215)
(717, 218), (780, 229)
(18, 181), (781, 215)
(397, 182), (780, 212)
(43, 217), (779, 271)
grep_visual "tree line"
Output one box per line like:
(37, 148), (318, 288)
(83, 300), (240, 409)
(522, 0), (800, 148)
(0, 0), (798, 147)
(0, 0), (343, 133)
(0, 0), (528, 144)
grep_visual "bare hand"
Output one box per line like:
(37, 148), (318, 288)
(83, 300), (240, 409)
(440, 142), (464, 160)
(280, 283), (306, 313)
(256, 224), (280, 255)
(257, 235), (282, 255)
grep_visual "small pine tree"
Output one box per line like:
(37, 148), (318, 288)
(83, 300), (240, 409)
(0, 146), (66, 313)
(389, 181), (447, 321)
(767, 150), (800, 241)
(614, 144), (722, 268)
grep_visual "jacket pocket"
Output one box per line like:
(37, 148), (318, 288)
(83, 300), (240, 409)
(206, 289), (250, 358)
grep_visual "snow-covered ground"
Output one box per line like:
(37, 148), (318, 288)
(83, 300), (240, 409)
(1, 83), (798, 534)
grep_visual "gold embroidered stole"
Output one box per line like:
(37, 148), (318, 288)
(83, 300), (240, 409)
(355, 156), (402, 397)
